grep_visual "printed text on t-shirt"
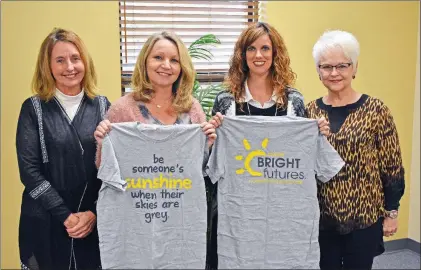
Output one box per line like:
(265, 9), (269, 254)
(125, 154), (191, 223)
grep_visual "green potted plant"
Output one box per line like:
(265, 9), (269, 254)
(188, 34), (224, 120)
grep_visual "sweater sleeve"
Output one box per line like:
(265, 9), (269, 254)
(95, 96), (133, 168)
(375, 104), (405, 211)
(211, 91), (234, 116)
(287, 88), (307, 117)
(211, 94), (220, 117)
(16, 98), (72, 223)
(190, 98), (206, 123)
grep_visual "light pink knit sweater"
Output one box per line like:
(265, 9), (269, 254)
(95, 92), (206, 168)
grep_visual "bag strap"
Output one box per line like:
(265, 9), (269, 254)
(30, 96), (49, 163)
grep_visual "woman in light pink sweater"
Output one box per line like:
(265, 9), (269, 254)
(94, 31), (216, 166)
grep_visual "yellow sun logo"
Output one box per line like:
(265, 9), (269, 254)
(235, 138), (284, 176)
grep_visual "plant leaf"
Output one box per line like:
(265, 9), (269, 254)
(188, 34), (223, 120)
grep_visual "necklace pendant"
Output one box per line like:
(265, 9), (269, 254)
(156, 104), (161, 108)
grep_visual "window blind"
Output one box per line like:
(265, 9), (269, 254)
(119, 1), (259, 92)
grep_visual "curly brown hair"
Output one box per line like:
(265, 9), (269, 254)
(224, 22), (296, 109)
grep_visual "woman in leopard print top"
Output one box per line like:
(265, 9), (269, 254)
(306, 30), (405, 270)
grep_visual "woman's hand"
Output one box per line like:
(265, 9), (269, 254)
(318, 117), (330, 136)
(63, 213), (80, 229)
(201, 122), (217, 148)
(66, 211), (97, 239)
(94, 120), (112, 145)
(383, 217), (398, 237)
(209, 112), (224, 128)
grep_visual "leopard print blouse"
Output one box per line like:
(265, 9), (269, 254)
(306, 95), (405, 234)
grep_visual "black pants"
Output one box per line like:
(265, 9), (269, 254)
(319, 218), (384, 270)
(205, 177), (218, 270)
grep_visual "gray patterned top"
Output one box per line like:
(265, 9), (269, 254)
(211, 87), (307, 117)
(138, 102), (192, 125)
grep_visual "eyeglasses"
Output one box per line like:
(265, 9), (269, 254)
(318, 62), (352, 73)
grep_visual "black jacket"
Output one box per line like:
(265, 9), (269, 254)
(16, 94), (109, 270)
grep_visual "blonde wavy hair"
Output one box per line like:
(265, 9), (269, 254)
(131, 31), (195, 114)
(224, 22), (296, 109)
(31, 28), (97, 101)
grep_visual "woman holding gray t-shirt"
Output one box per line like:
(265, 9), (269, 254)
(94, 31), (217, 162)
(206, 22), (330, 270)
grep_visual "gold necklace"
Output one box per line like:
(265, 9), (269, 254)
(151, 97), (172, 109)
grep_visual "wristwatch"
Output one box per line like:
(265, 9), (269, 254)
(385, 210), (399, 219)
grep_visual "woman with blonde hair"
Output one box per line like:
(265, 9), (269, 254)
(94, 31), (216, 157)
(95, 32), (216, 268)
(16, 28), (109, 269)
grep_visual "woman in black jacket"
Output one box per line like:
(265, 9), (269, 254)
(16, 28), (109, 270)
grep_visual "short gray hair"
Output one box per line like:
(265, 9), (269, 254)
(312, 30), (360, 68)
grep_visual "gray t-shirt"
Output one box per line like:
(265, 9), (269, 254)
(97, 122), (207, 269)
(207, 116), (345, 269)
